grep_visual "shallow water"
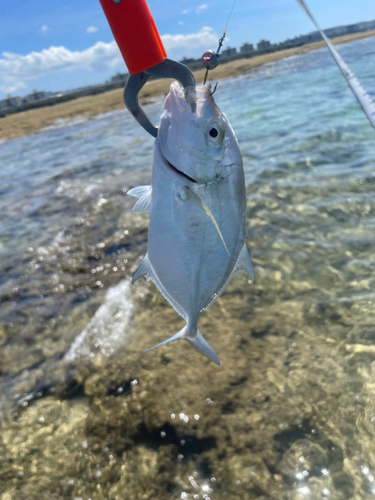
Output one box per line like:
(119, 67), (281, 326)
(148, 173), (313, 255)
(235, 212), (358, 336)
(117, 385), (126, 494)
(1, 37), (375, 499)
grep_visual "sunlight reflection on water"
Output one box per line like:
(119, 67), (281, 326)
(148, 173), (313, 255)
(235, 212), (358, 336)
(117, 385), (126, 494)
(0, 36), (375, 500)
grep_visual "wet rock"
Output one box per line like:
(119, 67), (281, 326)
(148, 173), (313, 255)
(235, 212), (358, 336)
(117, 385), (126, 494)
(279, 439), (328, 482)
(2, 119), (375, 499)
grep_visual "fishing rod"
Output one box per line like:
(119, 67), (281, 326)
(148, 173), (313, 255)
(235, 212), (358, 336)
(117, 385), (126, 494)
(295, 0), (375, 132)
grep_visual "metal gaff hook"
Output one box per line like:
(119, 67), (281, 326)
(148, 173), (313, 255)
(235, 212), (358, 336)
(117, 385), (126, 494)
(98, 0), (196, 138)
(124, 59), (196, 138)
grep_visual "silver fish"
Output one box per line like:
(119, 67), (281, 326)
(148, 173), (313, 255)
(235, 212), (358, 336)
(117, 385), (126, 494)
(128, 82), (254, 365)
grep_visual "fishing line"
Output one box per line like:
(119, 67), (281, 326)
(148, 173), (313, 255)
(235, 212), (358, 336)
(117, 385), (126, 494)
(224, 0), (237, 32)
(202, 0), (237, 84)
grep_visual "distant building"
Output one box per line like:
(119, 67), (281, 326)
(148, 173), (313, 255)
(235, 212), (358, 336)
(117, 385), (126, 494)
(281, 31), (321, 49)
(257, 39), (271, 51)
(23, 91), (50, 103)
(180, 57), (196, 65)
(0, 96), (22, 110)
(282, 38), (296, 49)
(342, 20), (375, 34)
(345, 24), (358, 34)
(221, 46), (237, 57)
(308, 32), (321, 42)
(325, 26), (348, 37)
(110, 72), (128, 84)
(304, 32), (321, 43)
(240, 43), (254, 54)
(353, 22), (369, 32)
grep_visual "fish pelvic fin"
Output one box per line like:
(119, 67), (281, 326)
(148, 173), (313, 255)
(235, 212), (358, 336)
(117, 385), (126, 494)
(127, 185), (152, 212)
(143, 326), (220, 365)
(185, 187), (229, 256)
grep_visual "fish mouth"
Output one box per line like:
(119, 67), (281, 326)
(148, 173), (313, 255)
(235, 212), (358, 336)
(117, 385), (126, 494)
(161, 147), (224, 185)
(164, 157), (198, 184)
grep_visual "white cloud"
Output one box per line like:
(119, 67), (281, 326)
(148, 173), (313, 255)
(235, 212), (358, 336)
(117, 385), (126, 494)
(181, 9), (189, 14)
(0, 76), (27, 94)
(178, 21), (184, 25)
(196, 4), (207, 13)
(86, 26), (98, 34)
(0, 42), (122, 94)
(40, 25), (50, 36)
(161, 26), (217, 60)
(0, 27), (218, 95)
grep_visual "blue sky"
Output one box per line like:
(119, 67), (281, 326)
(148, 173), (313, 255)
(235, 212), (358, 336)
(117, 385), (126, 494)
(1, 0), (374, 99)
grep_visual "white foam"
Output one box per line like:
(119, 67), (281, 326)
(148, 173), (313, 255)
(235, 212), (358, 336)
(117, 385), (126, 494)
(41, 115), (89, 132)
(65, 280), (133, 362)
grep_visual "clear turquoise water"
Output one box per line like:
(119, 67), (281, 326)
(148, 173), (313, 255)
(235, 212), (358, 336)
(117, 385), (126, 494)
(1, 36), (375, 500)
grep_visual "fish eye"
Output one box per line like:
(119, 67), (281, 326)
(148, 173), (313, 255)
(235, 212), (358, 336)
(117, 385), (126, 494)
(209, 127), (219, 138)
(206, 121), (223, 144)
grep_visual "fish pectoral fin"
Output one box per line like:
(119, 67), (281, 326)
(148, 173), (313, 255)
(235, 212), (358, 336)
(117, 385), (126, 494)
(127, 185), (152, 213)
(185, 187), (229, 255)
(187, 330), (220, 365)
(236, 244), (255, 283)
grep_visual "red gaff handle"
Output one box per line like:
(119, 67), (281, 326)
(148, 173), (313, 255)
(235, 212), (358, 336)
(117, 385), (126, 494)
(98, 0), (167, 75)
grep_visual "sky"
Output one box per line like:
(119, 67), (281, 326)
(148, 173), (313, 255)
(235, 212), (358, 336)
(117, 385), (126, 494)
(0, 0), (374, 99)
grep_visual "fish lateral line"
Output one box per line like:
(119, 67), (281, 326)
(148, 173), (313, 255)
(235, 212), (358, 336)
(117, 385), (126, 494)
(185, 186), (230, 256)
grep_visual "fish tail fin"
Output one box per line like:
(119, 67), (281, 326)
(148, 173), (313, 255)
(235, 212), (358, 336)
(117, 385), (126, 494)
(143, 326), (220, 365)
(187, 330), (220, 365)
(143, 327), (187, 353)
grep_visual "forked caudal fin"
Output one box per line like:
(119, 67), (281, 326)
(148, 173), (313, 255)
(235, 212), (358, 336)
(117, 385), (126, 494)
(144, 326), (220, 365)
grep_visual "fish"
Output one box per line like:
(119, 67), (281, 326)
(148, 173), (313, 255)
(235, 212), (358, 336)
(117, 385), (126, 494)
(128, 82), (254, 365)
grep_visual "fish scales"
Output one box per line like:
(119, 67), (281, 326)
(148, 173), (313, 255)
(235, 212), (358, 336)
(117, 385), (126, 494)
(128, 82), (254, 364)
(149, 141), (245, 315)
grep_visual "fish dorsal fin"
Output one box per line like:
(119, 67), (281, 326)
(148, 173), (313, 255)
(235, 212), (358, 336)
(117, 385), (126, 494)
(185, 187), (229, 255)
(132, 255), (187, 320)
(127, 186), (152, 213)
(236, 244), (255, 282)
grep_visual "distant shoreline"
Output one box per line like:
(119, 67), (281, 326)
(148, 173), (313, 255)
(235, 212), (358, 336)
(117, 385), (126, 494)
(1, 30), (374, 142)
